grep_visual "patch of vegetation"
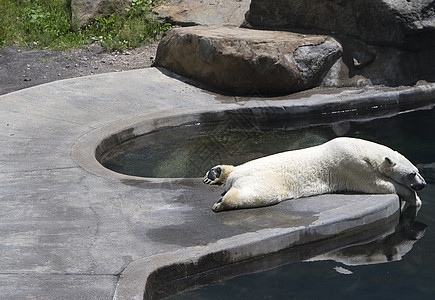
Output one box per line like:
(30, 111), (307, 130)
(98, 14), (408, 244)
(0, 0), (170, 50)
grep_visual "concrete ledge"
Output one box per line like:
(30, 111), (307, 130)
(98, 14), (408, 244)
(115, 194), (400, 299)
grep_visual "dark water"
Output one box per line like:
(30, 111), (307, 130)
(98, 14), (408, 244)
(102, 106), (435, 299)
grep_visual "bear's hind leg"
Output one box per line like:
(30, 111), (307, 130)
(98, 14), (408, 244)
(212, 187), (281, 212)
(203, 165), (234, 185)
(212, 188), (243, 212)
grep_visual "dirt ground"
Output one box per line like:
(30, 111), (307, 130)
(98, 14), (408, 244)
(0, 41), (159, 95)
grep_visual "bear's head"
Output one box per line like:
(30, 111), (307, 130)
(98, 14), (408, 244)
(380, 152), (426, 191)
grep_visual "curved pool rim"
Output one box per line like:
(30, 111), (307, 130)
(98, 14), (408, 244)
(72, 86), (435, 182)
(73, 107), (216, 182)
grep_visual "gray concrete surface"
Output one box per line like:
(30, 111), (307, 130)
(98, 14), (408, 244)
(1, 67), (435, 299)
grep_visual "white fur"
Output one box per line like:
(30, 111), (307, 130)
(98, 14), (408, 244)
(204, 137), (426, 212)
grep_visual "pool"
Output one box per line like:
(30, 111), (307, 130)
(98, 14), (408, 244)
(101, 105), (435, 299)
(169, 106), (435, 300)
(101, 123), (338, 178)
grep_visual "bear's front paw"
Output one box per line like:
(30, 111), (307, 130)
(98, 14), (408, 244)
(212, 198), (224, 212)
(203, 166), (222, 185)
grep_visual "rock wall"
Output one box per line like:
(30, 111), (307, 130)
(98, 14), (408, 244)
(245, 0), (435, 88)
(321, 35), (435, 88)
(246, 0), (435, 49)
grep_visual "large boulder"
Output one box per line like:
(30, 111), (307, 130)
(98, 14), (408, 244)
(154, 25), (342, 96)
(246, 0), (435, 49)
(154, 0), (251, 26)
(71, 0), (132, 28)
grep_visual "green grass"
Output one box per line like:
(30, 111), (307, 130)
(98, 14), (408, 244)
(0, 0), (170, 50)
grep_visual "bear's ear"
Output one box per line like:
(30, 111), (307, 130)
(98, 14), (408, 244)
(384, 156), (395, 166)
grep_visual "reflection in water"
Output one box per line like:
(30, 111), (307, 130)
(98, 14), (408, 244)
(309, 206), (427, 266)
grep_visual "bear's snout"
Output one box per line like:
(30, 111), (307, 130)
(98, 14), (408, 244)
(411, 175), (427, 191)
(411, 182), (426, 191)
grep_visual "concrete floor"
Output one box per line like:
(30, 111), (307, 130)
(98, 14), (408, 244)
(1, 67), (434, 299)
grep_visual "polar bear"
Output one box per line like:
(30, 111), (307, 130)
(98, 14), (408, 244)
(203, 137), (426, 212)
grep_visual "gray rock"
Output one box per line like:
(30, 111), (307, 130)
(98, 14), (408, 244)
(246, 0), (435, 49)
(71, 0), (132, 28)
(320, 35), (435, 88)
(294, 40), (344, 87)
(154, 25), (342, 95)
(154, 0), (251, 26)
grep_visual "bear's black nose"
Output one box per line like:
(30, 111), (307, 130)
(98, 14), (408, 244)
(411, 181), (426, 191)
